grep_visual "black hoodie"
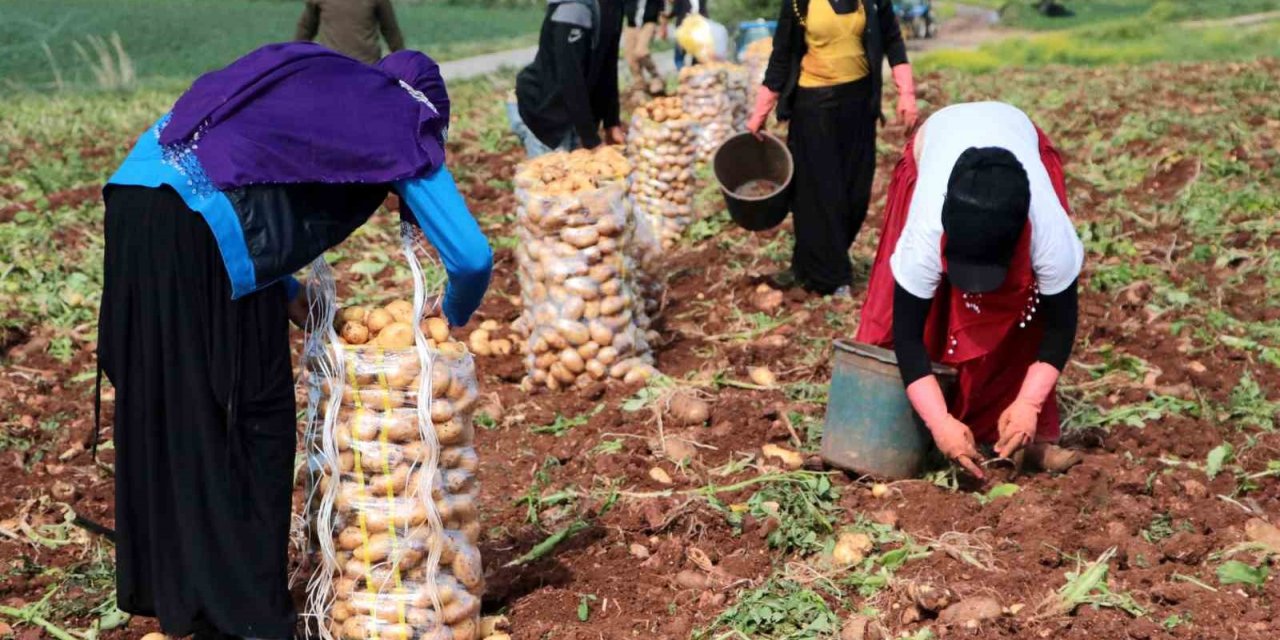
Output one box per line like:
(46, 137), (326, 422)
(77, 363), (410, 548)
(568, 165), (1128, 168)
(516, 0), (623, 149)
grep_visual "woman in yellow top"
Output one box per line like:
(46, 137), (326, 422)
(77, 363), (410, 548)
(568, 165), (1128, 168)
(748, 0), (917, 297)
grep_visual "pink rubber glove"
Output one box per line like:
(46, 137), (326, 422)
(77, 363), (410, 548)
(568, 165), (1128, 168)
(996, 362), (1060, 458)
(892, 63), (919, 129)
(747, 86), (778, 138)
(907, 376), (985, 479)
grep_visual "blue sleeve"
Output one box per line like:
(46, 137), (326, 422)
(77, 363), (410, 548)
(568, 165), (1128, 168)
(283, 275), (301, 301)
(394, 167), (493, 327)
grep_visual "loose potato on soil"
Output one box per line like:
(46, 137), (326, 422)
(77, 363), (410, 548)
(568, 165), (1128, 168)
(667, 392), (711, 425)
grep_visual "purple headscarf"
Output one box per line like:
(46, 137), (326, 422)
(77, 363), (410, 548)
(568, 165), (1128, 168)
(159, 43), (449, 189)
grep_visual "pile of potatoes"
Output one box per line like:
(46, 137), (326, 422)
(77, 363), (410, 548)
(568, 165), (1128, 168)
(512, 148), (658, 390)
(467, 320), (517, 358)
(513, 145), (630, 194)
(627, 96), (697, 250)
(312, 300), (485, 640)
(678, 62), (750, 162)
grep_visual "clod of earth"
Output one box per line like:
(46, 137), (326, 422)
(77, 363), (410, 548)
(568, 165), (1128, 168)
(674, 569), (709, 590)
(840, 615), (871, 640)
(648, 467), (673, 485)
(662, 437), (697, 462)
(629, 543), (650, 559)
(938, 596), (1003, 626)
(871, 509), (899, 528)
(750, 283), (784, 312)
(1245, 518), (1280, 554)
(50, 480), (76, 501)
(754, 334), (789, 348)
(1180, 479), (1208, 500)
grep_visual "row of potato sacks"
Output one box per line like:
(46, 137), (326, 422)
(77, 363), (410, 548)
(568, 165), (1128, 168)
(512, 147), (659, 390)
(678, 62), (750, 162)
(308, 299), (485, 640)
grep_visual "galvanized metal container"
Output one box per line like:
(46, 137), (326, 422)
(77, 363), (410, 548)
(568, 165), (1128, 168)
(820, 340), (957, 479)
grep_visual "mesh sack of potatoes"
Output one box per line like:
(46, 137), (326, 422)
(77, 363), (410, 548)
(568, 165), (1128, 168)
(740, 38), (773, 96)
(678, 63), (750, 162)
(302, 234), (484, 640)
(511, 147), (659, 390)
(627, 96), (697, 250)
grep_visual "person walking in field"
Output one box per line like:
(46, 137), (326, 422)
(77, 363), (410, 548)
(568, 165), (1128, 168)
(295, 0), (406, 63)
(668, 0), (709, 70)
(97, 43), (491, 640)
(747, 0), (919, 298)
(510, 0), (625, 157)
(856, 101), (1084, 479)
(622, 0), (666, 94)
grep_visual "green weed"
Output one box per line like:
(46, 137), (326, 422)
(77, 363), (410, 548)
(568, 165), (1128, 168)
(695, 576), (840, 640)
(1226, 373), (1277, 431)
(531, 404), (604, 437)
(1217, 560), (1268, 588)
(747, 473), (840, 554)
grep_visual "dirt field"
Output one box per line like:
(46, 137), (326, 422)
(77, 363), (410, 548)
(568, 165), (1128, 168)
(2, 58), (1279, 640)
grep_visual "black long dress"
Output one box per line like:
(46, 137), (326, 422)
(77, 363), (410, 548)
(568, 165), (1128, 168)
(787, 77), (877, 293)
(98, 185), (297, 639)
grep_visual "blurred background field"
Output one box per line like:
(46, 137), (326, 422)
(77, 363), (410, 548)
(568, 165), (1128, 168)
(0, 0), (543, 89)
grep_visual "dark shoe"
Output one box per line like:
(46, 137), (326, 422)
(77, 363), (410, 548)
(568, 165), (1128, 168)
(765, 269), (799, 290)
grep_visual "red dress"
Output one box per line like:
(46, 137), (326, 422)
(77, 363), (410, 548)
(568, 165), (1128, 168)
(855, 128), (1070, 444)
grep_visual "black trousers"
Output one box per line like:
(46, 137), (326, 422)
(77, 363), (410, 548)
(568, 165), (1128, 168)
(787, 77), (877, 294)
(99, 186), (297, 639)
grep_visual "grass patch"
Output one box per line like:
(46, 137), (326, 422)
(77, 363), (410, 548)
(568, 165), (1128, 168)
(920, 18), (1280, 71)
(0, 0), (543, 88)
(964, 1), (1280, 31)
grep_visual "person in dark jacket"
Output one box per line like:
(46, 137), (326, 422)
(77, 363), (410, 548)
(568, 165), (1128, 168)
(668, 0), (709, 70)
(748, 0), (917, 297)
(511, 0), (625, 157)
(622, 0), (665, 93)
(98, 43), (492, 640)
(295, 0), (406, 64)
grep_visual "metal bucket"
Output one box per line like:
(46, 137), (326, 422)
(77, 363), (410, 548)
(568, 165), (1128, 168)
(820, 340), (957, 480)
(712, 131), (793, 232)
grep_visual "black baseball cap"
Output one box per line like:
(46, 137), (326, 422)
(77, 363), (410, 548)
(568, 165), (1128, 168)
(942, 147), (1031, 294)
